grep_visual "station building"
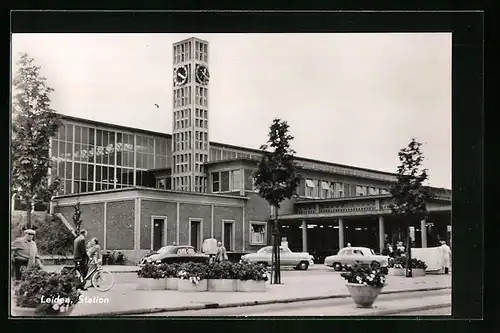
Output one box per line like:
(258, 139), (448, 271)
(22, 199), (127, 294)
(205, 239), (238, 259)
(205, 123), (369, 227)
(45, 37), (452, 263)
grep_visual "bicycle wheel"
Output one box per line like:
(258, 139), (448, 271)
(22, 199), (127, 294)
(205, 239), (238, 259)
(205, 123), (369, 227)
(91, 269), (114, 292)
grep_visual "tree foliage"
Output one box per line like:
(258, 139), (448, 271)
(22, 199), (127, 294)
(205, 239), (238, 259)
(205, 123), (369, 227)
(11, 53), (62, 228)
(253, 119), (301, 209)
(389, 138), (434, 219)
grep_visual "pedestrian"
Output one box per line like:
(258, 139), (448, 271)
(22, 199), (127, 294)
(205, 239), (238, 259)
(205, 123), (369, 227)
(11, 229), (42, 281)
(396, 241), (406, 257)
(387, 243), (395, 258)
(73, 229), (89, 290)
(214, 241), (228, 262)
(439, 240), (451, 274)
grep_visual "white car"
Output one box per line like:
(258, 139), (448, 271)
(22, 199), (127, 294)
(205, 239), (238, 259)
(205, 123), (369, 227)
(324, 247), (389, 271)
(241, 246), (312, 270)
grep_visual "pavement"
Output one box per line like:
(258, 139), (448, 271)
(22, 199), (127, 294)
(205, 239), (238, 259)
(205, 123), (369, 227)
(140, 289), (451, 316)
(61, 267), (451, 317)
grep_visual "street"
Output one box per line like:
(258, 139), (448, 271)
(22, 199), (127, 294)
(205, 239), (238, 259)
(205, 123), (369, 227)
(139, 289), (451, 316)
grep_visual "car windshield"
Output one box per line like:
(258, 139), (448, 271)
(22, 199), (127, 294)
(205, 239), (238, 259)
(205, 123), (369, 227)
(156, 246), (175, 254)
(257, 247), (272, 254)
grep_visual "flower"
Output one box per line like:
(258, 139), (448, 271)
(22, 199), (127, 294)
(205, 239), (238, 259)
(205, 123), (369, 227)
(52, 303), (60, 311)
(60, 306), (66, 313)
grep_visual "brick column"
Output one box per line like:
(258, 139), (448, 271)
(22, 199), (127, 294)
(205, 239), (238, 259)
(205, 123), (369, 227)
(421, 219), (427, 248)
(302, 220), (307, 252)
(338, 218), (345, 249)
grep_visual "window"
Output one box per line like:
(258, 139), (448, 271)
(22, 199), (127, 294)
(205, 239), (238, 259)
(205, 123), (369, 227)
(244, 169), (254, 191)
(337, 183), (344, 197)
(321, 181), (330, 198)
(231, 169), (242, 191)
(220, 171), (230, 192)
(250, 222), (267, 244)
(156, 178), (167, 190)
(211, 172), (220, 192)
(305, 179), (315, 197)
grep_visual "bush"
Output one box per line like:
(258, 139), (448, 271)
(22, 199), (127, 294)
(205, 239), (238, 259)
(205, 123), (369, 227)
(388, 256), (427, 269)
(32, 214), (74, 256)
(14, 266), (81, 314)
(137, 263), (165, 279)
(206, 261), (236, 280)
(341, 264), (387, 288)
(232, 262), (269, 281)
(158, 263), (181, 278)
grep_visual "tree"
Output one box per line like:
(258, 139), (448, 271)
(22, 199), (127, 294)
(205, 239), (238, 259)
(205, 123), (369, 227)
(389, 138), (434, 277)
(11, 53), (62, 228)
(72, 197), (83, 236)
(253, 119), (301, 284)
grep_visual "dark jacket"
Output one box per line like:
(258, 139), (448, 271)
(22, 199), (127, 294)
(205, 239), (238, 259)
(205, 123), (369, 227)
(73, 235), (88, 260)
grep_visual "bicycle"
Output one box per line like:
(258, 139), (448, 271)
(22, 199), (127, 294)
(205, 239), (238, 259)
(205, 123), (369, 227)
(70, 260), (115, 292)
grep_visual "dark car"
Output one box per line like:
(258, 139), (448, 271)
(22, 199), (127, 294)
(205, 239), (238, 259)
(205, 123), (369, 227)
(138, 245), (210, 266)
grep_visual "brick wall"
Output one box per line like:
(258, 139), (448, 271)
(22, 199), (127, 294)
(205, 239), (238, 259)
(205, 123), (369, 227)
(178, 203), (211, 245)
(106, 200), (134, 250)
(213, 206), (244, 251)
(140, 200), (178, 250)
(55, 203), (104, 243)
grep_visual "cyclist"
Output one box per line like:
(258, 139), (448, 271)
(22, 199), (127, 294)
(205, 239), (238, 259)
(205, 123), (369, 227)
(85, 237), (102, 287)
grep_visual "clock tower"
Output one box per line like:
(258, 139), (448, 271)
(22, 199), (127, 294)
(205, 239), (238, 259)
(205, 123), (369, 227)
(171, 37), (210, 193)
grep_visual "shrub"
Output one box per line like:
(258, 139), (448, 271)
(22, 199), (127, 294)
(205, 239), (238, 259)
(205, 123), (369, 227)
(206, 261), (236, 280)
(388, 256), (427, 269)
(232, 262), (269, 281)
(14, 266), (81, 314)
(158, 263), (181, 278)
(32, 214), (74, 256)
(137, 263), (165, 279)
(341, 264), (387, 288)
(177, 262), (209, 284)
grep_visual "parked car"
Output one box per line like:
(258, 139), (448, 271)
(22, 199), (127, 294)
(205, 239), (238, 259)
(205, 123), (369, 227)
(138, 245), (209, 266)
(240, 246), (312, 270)
(324, 247), (389, 271)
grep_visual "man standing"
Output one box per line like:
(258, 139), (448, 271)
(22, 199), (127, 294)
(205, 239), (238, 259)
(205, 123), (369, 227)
(214, 241), (228, 262)
(73, 229), (89, 290)
(439, 240), (452, 274)
(11, 229), (42, 280)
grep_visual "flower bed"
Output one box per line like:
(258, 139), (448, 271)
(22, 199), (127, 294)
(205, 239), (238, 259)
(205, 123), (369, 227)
(232, 262), (268, 292)
(159, 263), (181, 290)
(388, 257), (427, 277)
(177, 262), (209, 292)
(206, 261), (238, 292)
(136, 263), (165, 290)
(12, 266), (81, 316)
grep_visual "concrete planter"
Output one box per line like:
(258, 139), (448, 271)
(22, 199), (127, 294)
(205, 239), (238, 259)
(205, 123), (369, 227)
(136, 278), (165, 290)
(208, 279), (237, 292)
(346, 283), (383, 308)
(11, 305), (75, 317)
(388, 268), (405, 276)
(165, 277), (179, 290)
(236, 280), (266, 292)
(178, 279), (208, 292)
(411, 268), (426, 277)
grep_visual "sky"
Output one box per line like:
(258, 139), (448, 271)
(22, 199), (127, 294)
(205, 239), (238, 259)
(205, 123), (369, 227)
(11, 33), (452, 189)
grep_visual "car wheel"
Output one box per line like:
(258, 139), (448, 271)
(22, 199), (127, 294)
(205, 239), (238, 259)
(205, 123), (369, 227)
(297, 261), (309, 271)
(333, 263), (342, 271)
(371, 261), (381, 269)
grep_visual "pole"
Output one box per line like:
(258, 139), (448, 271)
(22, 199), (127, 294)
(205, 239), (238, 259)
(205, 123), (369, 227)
(406, 223), (413, 277)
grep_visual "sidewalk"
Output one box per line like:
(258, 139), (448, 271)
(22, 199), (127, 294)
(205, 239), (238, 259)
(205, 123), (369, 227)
(69, 273), (451, 316)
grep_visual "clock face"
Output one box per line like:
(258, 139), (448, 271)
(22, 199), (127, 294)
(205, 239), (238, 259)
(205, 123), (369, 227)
(174, 66), (188, 86)
(195, 64), (210, 85)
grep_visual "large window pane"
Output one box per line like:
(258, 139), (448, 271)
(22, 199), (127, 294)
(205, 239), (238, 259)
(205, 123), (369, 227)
(244, 169), (254, 191)
(81, 164), (88, 181)
(51, 140), (58, 158)
(87, 164), (94, 182)
(58, 125), (65, 141)
(59, 141), (66, 159)
(221, 171), (229, 192)
(75, 126), (81, 143)
(231, 169), (241, 191)
(66, 124), (73, 142)
(88, 128), (94, 145)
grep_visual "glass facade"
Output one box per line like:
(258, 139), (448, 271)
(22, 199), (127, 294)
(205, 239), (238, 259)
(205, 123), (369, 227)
(50, 121), (170, 195)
